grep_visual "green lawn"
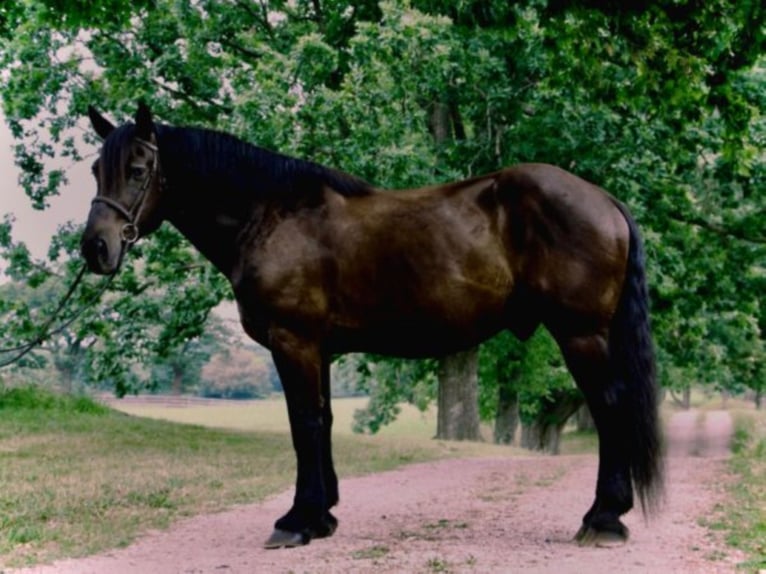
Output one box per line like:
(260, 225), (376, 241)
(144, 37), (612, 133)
(112, 396), (442, 439)
(0, 389), (520, 568)
(719, 407), (766, 570)
(13, 387), (762, 568)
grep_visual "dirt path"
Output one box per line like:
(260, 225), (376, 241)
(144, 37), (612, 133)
(17, 410), (744, 574)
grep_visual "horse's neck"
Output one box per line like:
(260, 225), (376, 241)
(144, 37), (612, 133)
(166, 204), (246, 278)
(160, 145), (264, 278)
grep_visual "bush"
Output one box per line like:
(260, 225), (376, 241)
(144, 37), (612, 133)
(0, 386), (108, 415)
(198, 382), (265, 400)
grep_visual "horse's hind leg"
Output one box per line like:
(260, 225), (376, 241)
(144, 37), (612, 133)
(557, 332), (633, 546)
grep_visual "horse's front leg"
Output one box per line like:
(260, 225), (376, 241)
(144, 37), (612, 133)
(264, 328), (337, 549)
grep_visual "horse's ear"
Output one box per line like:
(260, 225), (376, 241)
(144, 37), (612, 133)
(135, 101), (153, 140)
(88, 105), (115, 140)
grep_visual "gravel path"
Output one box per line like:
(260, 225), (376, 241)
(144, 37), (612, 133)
(16, 409), (744, 574)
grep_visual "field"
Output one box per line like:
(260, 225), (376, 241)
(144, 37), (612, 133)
(0, 389), (523, 568)
(3, 387), (764, 570)
(110, 395), (440, 439)
(109, 395), (600, 454)
(719, 406), (766, 569)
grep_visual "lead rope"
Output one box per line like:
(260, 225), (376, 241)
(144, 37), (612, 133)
(1, 136), (161, 368)
(0, 251), (122, 368)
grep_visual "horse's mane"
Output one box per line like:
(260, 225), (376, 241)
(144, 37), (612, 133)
(101, 122), (374, 200)
(155, 124), (374, 199)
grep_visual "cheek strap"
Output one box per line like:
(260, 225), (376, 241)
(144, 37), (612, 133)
(90, 137), (160, 245)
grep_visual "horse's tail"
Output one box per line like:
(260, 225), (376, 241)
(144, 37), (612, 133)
(609, 202), (664, 516)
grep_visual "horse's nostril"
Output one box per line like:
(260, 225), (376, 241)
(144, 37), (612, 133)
(82, 236), (109, 269)
(95, 238), (108, 260)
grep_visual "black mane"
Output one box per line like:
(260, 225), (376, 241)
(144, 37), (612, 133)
(154, 124), (374, 200)
(100, 121), (374, 200)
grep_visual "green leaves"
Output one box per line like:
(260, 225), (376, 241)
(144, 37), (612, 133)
(351, 355), (437, 434)
(1, 0), (763, 405)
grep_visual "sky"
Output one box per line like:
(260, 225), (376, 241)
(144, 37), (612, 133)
(0, 109), (96, 262)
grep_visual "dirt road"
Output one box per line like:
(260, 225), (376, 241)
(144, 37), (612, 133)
(17, 410), (744, 573)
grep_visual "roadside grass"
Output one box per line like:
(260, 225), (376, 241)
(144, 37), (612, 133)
(1, 388), (533, 568)
(717, 408), (766, 570)
(111, 396), (435, 439)
(113, 395), (596, 455)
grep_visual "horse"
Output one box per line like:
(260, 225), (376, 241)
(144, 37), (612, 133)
(81, 102), (663, 549)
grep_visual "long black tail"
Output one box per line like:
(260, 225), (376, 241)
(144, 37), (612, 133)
(609, 202), (664, 516)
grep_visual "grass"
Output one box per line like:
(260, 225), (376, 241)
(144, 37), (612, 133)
(0, 388), (529, 568)
(351, 544), (390, 560)
(717, 407), (766, 570)
(113, 395), (594, 455)
(111, 396), (436, 439)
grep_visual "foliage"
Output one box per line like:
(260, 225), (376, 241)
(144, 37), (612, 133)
(351, 355), (437, 434)
(199, 344), (278, 399)
(0, 384), (107, 414)
(479, 330), (573, 424)
(0, 1), (764, 422)
(0, 387), (475, 567)
(712, 411), (766, 569)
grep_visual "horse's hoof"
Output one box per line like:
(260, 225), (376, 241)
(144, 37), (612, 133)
(315, 512), (338, 539)
(263, 528), (309, 549)
(574, 524), (629, 548)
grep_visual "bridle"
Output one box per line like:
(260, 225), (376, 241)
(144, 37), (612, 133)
(1, 138), (162, 368)
(90, 136), (161, 245)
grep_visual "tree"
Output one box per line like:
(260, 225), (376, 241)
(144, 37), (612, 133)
(479, 332), (524, 445)
(480, 329), (577, 452)
(200, 345), (277, 399)
(149, 318), (232, 395)
(436, 350), (482, 441)
(351, 356), (436, 435)
(1, 0), (764, 429)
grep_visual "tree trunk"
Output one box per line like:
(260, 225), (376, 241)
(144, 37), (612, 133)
(521, 421), (562, 453)
(576, 404), (595, 432)
(427, 101), (451, 144)
(519, 389), (584, 455)
(494, 382), (519, 444)
(171, 365), (184, 396)
(436, 349), (482, 441)
(669, 387), (691, 409)
(755, 389), (762, 410)
(429, 98), (481, 442)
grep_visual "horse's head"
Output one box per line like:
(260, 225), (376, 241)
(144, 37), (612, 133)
(81, 102), (164, 274)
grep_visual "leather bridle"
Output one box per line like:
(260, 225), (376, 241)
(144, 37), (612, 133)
(90, 136), (161, 245)
(1, 138), (161, 367)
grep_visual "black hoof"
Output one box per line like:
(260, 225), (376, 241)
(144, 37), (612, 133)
(574, 521), (630, 547)
(265, 512), (338, 549)
(264, 528), (310, 549)
(315, 511), (338, 539)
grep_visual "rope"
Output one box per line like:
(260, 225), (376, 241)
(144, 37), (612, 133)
(0, 134), (159, 368)
(0, 263), (117, 368)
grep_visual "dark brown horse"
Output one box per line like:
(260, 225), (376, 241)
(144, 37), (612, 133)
(82, 103), (663, 549)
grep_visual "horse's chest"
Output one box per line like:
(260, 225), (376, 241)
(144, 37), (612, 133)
(230, 238), (330, 345)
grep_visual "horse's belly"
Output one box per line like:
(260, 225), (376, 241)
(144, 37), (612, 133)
(328, 314), (504, 358)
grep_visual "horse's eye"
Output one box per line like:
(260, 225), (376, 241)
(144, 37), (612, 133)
(129, 166), (146, 180)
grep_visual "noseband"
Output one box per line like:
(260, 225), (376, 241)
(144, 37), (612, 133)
(91, 137), (161, 245)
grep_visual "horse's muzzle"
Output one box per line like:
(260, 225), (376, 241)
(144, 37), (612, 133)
(81, 235), (116, 275)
